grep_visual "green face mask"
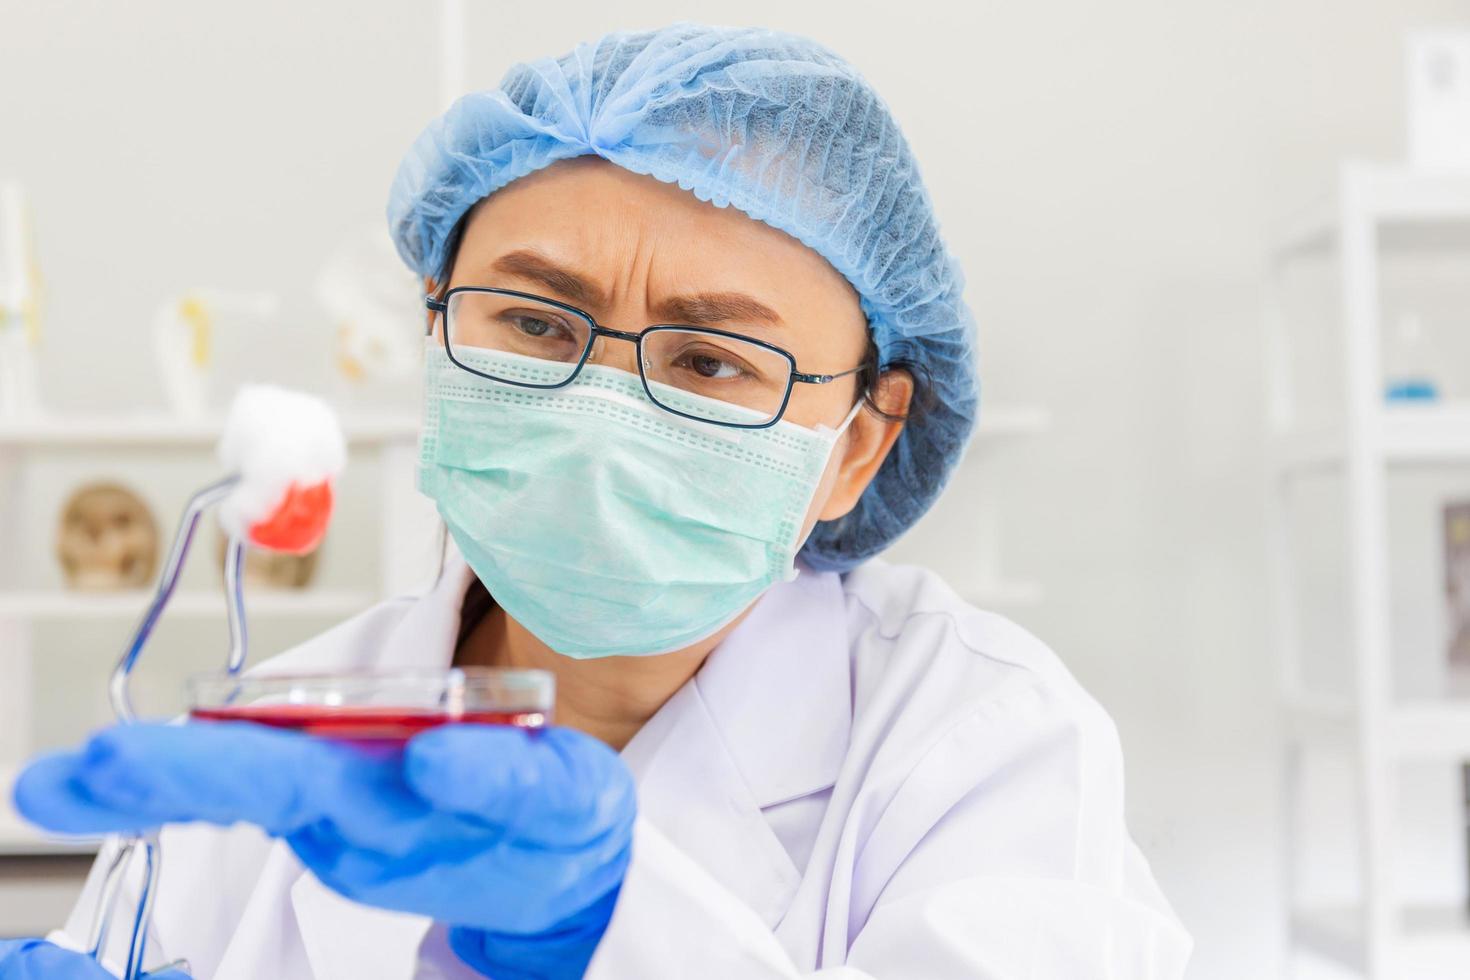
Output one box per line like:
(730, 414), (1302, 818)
(416, 341), (861, 658)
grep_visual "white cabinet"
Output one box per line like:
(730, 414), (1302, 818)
(1268, 163), (1470, 978)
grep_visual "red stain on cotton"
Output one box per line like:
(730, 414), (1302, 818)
(248, 481), (334, 554)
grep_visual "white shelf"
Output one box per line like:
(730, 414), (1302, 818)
(1270, 404), (1470, 474)
(0, 410), (419, 448)
(1285, 696), (1470, 760)
(0, 588), (376, 621)
(1383, 406), (1470, 462)
(0, 767), (100, 858)
(1271, 164), (1470, 258)
(1294, 906), (1470, 975)
(1283, 693), (1357, 745)
(1269, 161), (1470, 978)
(1389, 701), (1470, 759)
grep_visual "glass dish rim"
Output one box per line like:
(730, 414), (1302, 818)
(185, 665), (556, 707)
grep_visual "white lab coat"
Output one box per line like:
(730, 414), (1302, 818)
(52, 546), (1192, 979)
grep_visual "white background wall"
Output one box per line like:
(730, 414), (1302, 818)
(4, 2), (1470, 977)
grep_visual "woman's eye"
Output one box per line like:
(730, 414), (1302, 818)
(668, 343), (767, 384)
(509, 315), (561, 338)
(688, 353), (740, 379)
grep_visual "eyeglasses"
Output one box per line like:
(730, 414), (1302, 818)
(425, 286), (866, 429)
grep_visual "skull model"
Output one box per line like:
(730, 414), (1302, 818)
(56, 482), (159, 590)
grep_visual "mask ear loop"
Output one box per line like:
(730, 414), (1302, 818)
(815, 397), (866, 441)
(786, 395), (872, 575)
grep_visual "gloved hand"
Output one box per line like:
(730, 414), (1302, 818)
(14, 722), (637, 980)
(0, 938), (189, 979)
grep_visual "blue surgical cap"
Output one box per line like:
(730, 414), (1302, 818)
(388, 21), (979, 571)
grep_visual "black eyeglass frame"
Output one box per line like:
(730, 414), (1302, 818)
(425, 286), (866, 430)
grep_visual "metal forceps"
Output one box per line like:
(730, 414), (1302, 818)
(83, 475), (247, 980)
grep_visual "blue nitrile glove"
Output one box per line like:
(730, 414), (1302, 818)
(0, 938), (189, 979)
(14, 722), (637, 980)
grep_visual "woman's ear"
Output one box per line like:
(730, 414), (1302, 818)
(817, 369), (915, 522)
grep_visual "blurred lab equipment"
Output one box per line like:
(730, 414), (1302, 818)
(55, 482), (159, 590)
(1449, 501), (1470, 669)
(151, 291), (279, 419)
(1407, 31), (1470, 169)
(0, 180), (42, 419)
(80, 384), (344, 980)
(1383, 311), (1441, 402)
(316, 226), (422, 386)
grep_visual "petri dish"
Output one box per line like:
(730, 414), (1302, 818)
(187, 667), (553, 744)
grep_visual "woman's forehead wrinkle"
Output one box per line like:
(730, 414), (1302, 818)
(479, 189), (798, 325)
(488, 245), (789, 330)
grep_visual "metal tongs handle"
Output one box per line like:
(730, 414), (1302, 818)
(86, 474), (244, 980)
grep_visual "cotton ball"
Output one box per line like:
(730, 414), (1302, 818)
(216, 385), (346, 553)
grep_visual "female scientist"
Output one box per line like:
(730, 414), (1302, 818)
(5, 22), (1191, 980)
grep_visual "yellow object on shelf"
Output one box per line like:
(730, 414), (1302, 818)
(179, 294), (213, 369)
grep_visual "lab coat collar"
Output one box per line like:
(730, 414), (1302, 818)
(687, 561), (852, 809)
(289, 873), (433, 980)
(617, 561), (853, 927)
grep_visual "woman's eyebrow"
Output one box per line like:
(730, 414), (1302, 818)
(490, 250), (608, 309)
(488, 249), (784, 328)
(656, 293), (784, 329)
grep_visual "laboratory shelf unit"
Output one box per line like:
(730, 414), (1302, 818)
(0, 411), (419, 448)
(1286, 695), (1470, 760)
(1267, 162), (1470, 979)
(1272, 167), (1470, 259)
(0, 407), (439, 857)
(1272, 403), (1470, 474)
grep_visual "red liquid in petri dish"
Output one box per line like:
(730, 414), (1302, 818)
(189, 704), (547, 743)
